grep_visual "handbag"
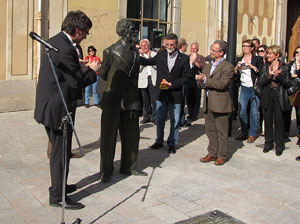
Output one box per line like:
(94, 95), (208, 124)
(254, 78), (261, 97)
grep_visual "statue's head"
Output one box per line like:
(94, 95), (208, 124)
(116, 19), (138, 47)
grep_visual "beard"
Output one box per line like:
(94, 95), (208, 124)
(166, 47), (176, 54)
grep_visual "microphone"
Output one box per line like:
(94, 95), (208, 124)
(29, 31), (59, 52)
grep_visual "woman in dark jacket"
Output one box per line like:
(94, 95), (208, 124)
(259, 45), (292, 156)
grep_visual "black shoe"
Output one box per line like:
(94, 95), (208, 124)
(49, 198), (85, 210)
(150, 142), (163, 149)
(263, 147), (272, 153)
(284, 137), (291, 143)
(275, 150), (283, 156)
(296, 155), (300, 161)
(120, 170), (148, 176)
(66, 184), (77, 194)
(140, 119), (150, 124)
(168, 146), (176, 154)
(85, 104), (89, 108)
(100, 173), (111, 183)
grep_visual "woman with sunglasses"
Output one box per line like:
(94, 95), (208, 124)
(258, 45), (292, 156)
(288, 46), (300, 160)
(234, 39), (264, 143)
(84, 46), (101, 108)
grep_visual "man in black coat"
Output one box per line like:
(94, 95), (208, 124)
(34, 10), (100, 209)
(140, 33), (191, 154)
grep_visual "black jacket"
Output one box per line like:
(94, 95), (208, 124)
(234, 54), (264, 87)
(34, 32), (97, 129)
(140, 50), (191, 104)
(258, 61), (292, 111)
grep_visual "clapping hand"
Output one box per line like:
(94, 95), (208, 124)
(195, 73), (206, 84)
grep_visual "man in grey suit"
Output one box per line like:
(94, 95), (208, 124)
(196, 40), (234, 166)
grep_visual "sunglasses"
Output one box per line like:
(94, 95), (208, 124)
(296, 51), (300, 54)
(258, 50), (265, 53)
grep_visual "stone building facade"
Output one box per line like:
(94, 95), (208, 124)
(0, 0), (297, 112)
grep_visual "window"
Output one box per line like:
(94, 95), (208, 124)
(127, 0), (173, 48)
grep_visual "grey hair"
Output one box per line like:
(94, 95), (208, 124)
(213, 40), (227, 54)
(140, 39), (150, 46)
(191, 42), (199, 51)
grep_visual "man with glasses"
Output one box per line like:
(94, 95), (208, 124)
(196, 40), (234, 166)
(34, 10), (100, 209)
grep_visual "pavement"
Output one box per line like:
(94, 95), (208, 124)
(0, 106), (300, 224)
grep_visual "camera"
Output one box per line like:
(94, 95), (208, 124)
(241, 62), (246, 67)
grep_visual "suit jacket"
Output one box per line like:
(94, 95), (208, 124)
(140, 50), (191, 104)
(99, 40), (142, 112)
(234, 54), (264, 86)
(202, 60), (234, 113)
(34, 32), (97, 129)
(138, 51), (157, 88)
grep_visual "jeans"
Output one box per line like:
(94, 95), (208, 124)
(239, 85), (260, 137)
(156, 100), (181, 147)
(85, 76), (99, 105)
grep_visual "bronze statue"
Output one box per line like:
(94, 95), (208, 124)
(98, 18), (147, 183)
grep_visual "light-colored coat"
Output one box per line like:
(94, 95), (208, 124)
(138, 51), (157, 88)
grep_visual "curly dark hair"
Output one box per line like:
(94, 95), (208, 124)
(116, 19), (136, 37)
(61, 10), (92, 36)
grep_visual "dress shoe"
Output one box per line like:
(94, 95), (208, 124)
(296, 155), (300, 161)
(140, 118), (150, 124)
(168, 146), (176, 154)
(275, 150), (283, 156)
(263, 147), (272, 153)
(247, 136), (256, 143)
(120, 170), (148, 176)
(66, 184), (77, 194)
(84, 104), (89, 108)
(71, 152), (82, 158)
(214, 158), (226, 166)
(150, 142), (163, 149)
(100, 173), (111, 183)
(200, 154), (217, 163)
(49, 197), (85, 210)
(235, 133), (248, 140)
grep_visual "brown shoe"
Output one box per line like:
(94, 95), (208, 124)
(247, 136), (256, 143)
(214, 158), (226, 166)
(235, 133), (248, 140)
(200, 154), (217, 163)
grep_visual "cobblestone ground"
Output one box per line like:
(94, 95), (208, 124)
(0, 106), (300, 224)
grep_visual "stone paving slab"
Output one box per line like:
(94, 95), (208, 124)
(0, 107), (300, 224)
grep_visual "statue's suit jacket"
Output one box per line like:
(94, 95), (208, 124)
(99, 40), (142, 112)
(202, 60), (234, 113)
(34, 32), (97, 130)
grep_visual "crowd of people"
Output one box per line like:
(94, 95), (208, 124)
(33, 10), (300, 210)
(137, 36), (300, 162)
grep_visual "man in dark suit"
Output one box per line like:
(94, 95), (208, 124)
(98, 19), (147, 183)
(141, 33), (191, 154)
(34, 10), (100, 209)
(196, 40), (234, 166)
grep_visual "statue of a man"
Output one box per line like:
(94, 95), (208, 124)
(98, 19), (147, 183)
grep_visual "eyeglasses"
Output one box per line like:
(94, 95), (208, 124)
(81, 30), (89, 35)
(210, 48), (221, 53)
(242, 45), (251, 48)
(258, 50), (265, 53)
